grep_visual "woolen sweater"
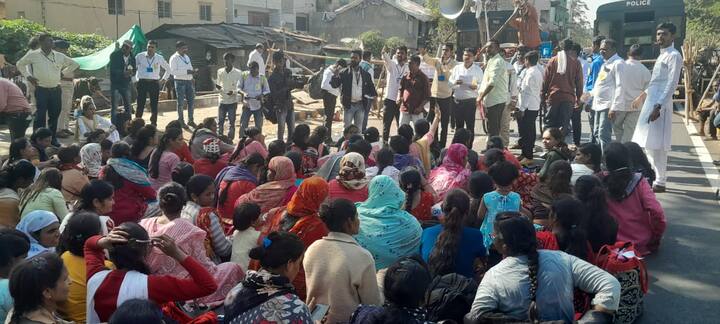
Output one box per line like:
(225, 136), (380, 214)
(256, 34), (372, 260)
(303, 232), (383, 323)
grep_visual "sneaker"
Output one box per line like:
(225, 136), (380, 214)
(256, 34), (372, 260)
(652, 184), (666, 193)
(188, 121), (198, 129)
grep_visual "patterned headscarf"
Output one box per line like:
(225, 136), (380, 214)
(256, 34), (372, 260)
(337, 152), (369, 190)
(80, 143), (103, 178)
(236, 156), (297, 213)
(287, 176), (329, 218)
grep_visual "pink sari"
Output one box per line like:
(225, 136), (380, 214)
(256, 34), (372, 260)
(428, 143), (471, 201)
(139, 217), (244, 306)
(235, 156), (297, 213)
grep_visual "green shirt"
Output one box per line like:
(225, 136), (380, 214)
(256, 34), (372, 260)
(480, 54), (510, 107)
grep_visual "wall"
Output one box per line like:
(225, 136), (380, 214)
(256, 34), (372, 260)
(231, 0), (315, 30)
(311, 2), (421, 48)
(4, 0), (226, 38)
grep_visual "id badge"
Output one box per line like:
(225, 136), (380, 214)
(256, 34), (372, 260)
(146, 67), (153, 73)
(437, 74), (446, 81)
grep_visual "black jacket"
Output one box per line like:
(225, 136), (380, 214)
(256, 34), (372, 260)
(330, 66), (377, 108)
(109, 50), (136, 88)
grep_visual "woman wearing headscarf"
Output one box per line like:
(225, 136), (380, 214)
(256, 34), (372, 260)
(15, 210), (60, 258)
(215, 154), (265, 233)
(236, 156), (297, 214)
(100, 142), (157, 224)
(327, 152), (369, 203)
(355, 175), (423, 270)
(258, 176), (330, 299)
(80, 143), (103, 179)
(428, 143), (471, 201)
(75, 95), (121, 143)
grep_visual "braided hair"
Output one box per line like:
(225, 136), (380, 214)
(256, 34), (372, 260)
(229, 127), (262, 163)
(428, 189), (469, 276)
(375, 148), (394, 177)
(550, 198), (589, 260)
(149, 127), (182, 179)
(494, 212), (540, 322)
(399, 168), (422, 213)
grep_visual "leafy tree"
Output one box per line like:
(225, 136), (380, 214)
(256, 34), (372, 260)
(567, 0), (592, 46)
(359, 30), (385, 58)
(424, 0), (457, 53)
(685, 0), (720, 45)
(384, 37), (406, 52)
(0, 19), (111, 64)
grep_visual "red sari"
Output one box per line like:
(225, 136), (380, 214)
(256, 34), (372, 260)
(255, 176), (330, 300)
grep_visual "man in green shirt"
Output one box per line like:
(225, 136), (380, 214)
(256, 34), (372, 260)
(478, 39), (510, 138)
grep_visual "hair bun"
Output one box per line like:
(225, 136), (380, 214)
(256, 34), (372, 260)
(248, 245), (266, 260)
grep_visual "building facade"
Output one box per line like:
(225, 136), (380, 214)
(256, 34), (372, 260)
(4, 0), (226, 38)
(228, 0), (315, 31)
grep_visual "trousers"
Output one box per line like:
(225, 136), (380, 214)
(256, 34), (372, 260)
(593, 109), (612, 153)
(322, 90), (337, 132)
(427, 97), (452, 147)
(344, 102), (365, 129)
(485, 103), (505, 138)
(175, 80), (195, 124)
(647, 148), (668, 187)
(59, 80), (74, 130)
(239, 105), (263, 138)
(34, 86), (62, 143)
(111, 85), (132, 131)
(612, 110), (640, 143)
(136, 79), (161, 125)
(382, 99), (400, 142)
(218, 103), (238, 139)
(518, 110), (539, 159)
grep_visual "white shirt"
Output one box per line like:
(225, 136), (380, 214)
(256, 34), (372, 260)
(612, 58), (651, 111)
(135, 52), (170, 81)
(517, 65), (543, 111)
(350, 67), (362, 103)
(247, 49), (266, 76)
(216, 67), (243, 104)
(449, 62), (483, 100)
(321, 66), (340, 97)
(168, 53), (193, 80)
(238, 72), (270, 111)
(382, 53), (408, 101)
(16, 49), (79, 88)
(591, 54), (623, 111)
(420, 58), (435, 80)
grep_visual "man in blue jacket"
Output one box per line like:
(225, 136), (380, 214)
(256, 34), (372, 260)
(109, 40), (136, 134)
(583, 36), (606, 144)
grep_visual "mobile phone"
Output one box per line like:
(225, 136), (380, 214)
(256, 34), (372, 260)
(311, 304), (329, 322)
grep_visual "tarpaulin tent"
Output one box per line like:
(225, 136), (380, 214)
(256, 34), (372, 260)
(73, 25), (147, 71)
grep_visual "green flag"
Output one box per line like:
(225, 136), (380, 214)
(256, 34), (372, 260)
(73, 25), (147, 71)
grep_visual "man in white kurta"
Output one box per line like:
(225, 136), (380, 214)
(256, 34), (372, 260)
(631, 23), (683, 192)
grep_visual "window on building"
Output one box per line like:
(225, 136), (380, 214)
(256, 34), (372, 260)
(17, 11), (26, 18)
(200, 3), (212, 21)
(281, 0), (294, 13)
(540, 10), (550, 23)
(108, 0), (124, 15)
(234, 9), (238, 18)
(296, 15), (308, 31)
(158, 0), (172, 18)
(248, 11), (270, 26)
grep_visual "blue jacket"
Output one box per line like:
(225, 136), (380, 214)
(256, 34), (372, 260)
(585, 53), (604, 93)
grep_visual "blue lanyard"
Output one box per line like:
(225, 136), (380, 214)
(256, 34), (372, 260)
(179, 55), (189, 65)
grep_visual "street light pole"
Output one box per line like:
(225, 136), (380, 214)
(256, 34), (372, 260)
(115, 1), (119, 40)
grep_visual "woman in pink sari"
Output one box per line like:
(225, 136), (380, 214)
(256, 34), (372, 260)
(428, 143), (471, 201)
(140, 182), (244, 306)
(235, 156), (297, 213)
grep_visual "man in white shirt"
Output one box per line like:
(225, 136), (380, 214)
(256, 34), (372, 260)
(247, 43), (266, 76)
(52, 40), (75, 139)
(515, 51), (543, 164)
(632, 22), (683, 192)
(320, 59), (346, 136)
(16, 33), (79, 146)
(135, 40), (170, 126)
(590, 39), (623, 152)
(610, 44), (651, 143)
(238, 61), (270, 137)
(449, 48), (483, 142)
(381, 45), (408, 143)
(169, 41), (196, 129)
(215, 52), (243, 140)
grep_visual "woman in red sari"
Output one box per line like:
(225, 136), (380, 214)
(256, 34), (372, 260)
(258, 176), (330, 300)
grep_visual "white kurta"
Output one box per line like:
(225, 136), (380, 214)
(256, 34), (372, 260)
(632, 44), (683, 151)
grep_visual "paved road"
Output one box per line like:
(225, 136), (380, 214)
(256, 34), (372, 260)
(636, 117), (720, 323)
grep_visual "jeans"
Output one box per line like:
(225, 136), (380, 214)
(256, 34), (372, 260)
(322, 90), (337, 132)
(276, 103), (295, 143)
(382, 99), (400, 142)
(427, 97), (452, 147)
(518, 110), (539, 159)
(240, 105), (263, 138)
(175, 80), (195, 125)
(136, 79), (161, 125)
(500, 103), (511, 146)
(34, 86), (62, 143)
(612, 110), (640, 143)
(362, 99), (373, 131)
(218, 103), (238, 139)
(593, 109), (612, 152)
(111, 85), (132, 131)
(586, 100), (596, 143)
(3, 112), (32, 141)
(485, 103), (505, 138)
(344, 102), (365, 129)
(544, 101), (572, 137)
(399, 111), (423, 127)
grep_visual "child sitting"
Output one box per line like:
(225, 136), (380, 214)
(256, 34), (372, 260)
(231, 202), (262, 270)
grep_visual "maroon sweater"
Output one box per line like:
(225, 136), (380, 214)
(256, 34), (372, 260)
(541, 55), (584, 107)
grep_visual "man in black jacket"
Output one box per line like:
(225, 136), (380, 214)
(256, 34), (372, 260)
(330, 50), (377, 129)
(109, 40), (136, 133)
